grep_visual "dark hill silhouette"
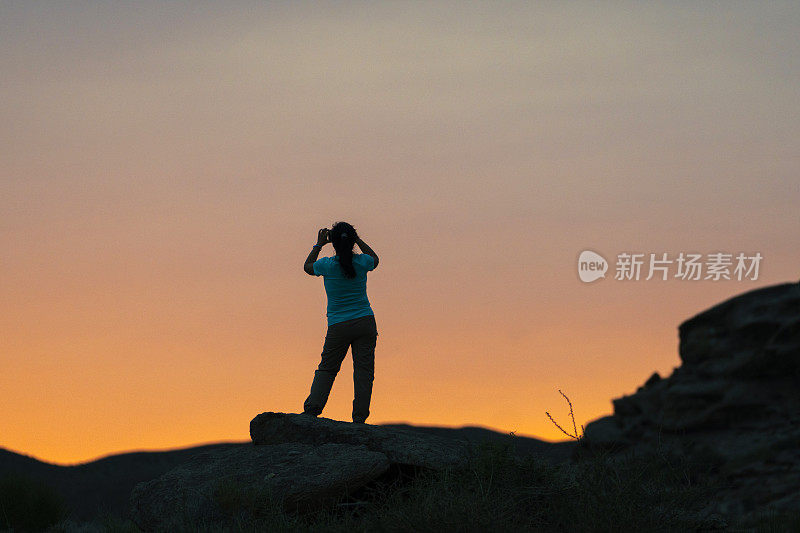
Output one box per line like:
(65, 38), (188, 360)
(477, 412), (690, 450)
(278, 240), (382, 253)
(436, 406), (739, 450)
(380, 423), (575, 462)
(1, 442), (249, 521)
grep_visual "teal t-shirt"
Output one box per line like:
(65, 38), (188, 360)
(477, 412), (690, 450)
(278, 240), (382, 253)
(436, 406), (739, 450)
(313, 253), (376, 326)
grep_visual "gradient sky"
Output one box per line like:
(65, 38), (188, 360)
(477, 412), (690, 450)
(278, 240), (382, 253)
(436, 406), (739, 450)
(2, 1), (798, 465)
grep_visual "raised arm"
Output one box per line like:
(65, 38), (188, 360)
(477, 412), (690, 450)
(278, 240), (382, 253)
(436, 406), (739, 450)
(356, 237), (379, 269)
(304, 245), (322, 275)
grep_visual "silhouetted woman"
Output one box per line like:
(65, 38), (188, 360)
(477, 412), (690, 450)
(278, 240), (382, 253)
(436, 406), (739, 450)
(302, 221), (379, 423)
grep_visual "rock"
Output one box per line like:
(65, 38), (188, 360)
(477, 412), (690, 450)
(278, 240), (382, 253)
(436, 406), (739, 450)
(677, 282), (800, 374)
(130, 413), (474, 531)
(581, 415), (628, 448)
(581, 281), (800, 523)
(250, 412), (470, 470)
(129, 442), (389, 532)
(731, 317), (800, 377)
(642, 371), (662, 389)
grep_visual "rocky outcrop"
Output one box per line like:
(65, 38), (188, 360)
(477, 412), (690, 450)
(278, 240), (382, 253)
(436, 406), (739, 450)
(250, 412), (470, 470)
(582, 281), (800, 521)
(129, 442), (389, 531)
(130, 414), (473, 531)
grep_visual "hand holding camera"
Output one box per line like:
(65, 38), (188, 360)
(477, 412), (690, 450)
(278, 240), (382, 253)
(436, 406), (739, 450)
(317, 228), (330, 246)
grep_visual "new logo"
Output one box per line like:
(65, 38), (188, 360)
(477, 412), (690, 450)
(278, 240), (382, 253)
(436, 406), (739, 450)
(578, 250), (608, 283)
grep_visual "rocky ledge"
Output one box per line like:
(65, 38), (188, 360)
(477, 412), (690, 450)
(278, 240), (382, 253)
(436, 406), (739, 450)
(250, 412), (470, 470)
(582, 281), (800, 520)
(130, 413), (471, 531)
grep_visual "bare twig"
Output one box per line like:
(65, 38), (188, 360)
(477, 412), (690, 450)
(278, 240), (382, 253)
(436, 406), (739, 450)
(559, 389), (578, 438)
(545, 389), (584, 441)
(545, 411), (576, 439)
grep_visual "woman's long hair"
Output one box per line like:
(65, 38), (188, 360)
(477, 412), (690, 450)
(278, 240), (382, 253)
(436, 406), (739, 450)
(330, 221), (359, 279)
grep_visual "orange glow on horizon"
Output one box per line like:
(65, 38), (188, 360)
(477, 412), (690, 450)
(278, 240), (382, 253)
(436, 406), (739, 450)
(2, 2), (798, 465)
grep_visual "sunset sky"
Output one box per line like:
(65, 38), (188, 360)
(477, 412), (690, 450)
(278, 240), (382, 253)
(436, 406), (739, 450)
(2, 1), (798, 465)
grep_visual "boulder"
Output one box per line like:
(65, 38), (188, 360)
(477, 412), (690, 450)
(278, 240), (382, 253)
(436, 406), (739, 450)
(677, 282), (800, 375)
(130, 414), (474, 530)
(581, 415), (628, 448)
(250, 412), (470, 470)
(129, 442), (389, 532)
(581, 281), (800, 522)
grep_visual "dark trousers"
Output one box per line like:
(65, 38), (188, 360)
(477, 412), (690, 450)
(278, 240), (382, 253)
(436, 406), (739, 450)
(303, 314), (378, 423)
